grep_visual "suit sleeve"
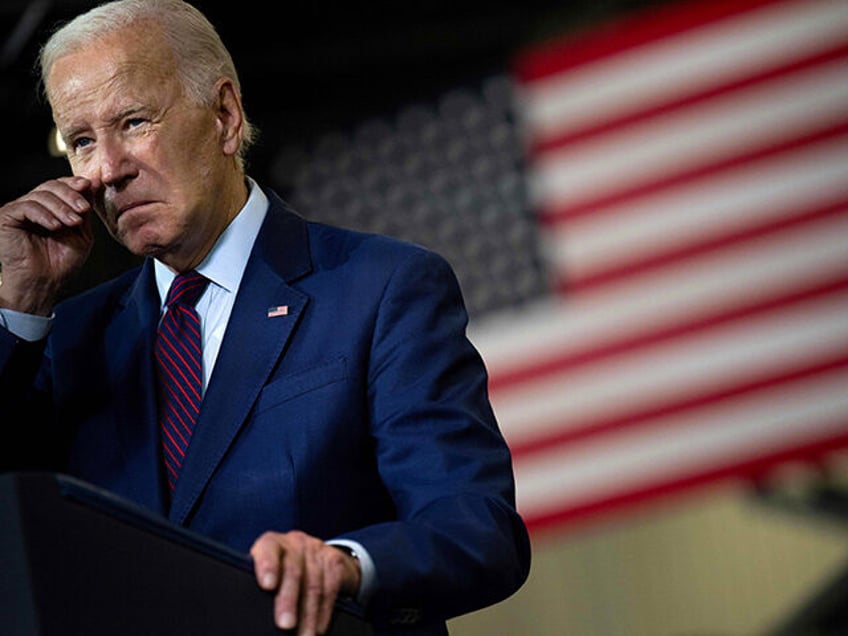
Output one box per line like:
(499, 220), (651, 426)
(343, 246), (531, 625)
(0, 327), (57, 471)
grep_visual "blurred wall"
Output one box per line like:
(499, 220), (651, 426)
(450, 481), (848, 635)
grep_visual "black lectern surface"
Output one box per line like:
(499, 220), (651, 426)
(0, 472), (372, 636)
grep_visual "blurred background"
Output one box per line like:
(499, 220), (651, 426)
(2, 0), (847, 633)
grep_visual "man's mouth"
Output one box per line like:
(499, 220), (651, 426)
(114, 200), (154, 219)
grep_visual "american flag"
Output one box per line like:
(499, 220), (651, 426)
(267, 305), (289, 318)
(469, 0), (848, 534)
(279, 0), (848, 537)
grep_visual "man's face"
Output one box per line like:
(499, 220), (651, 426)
(47, 26), (234, 268)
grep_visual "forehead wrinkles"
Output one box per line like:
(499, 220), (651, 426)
(48, 29), (180, 127)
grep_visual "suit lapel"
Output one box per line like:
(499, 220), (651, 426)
(168, 194), (312, 525)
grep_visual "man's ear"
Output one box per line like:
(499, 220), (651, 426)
(215, 78), (244, 157)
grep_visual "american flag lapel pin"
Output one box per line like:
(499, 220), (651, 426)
(267, 305), (289, 318)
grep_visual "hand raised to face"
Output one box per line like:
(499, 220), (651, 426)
(0, 176), (95, 315)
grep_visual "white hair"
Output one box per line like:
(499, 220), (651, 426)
(39, 0), (257, 164)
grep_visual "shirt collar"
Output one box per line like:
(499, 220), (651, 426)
(155, 177), (269, 304)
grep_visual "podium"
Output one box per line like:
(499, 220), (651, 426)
(0, 472), (372, 636)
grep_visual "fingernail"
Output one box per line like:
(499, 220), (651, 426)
(261, 572), (275, 588)
(277, 611), (296, 629)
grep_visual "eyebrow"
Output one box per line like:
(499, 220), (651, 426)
(61, 105), (148, 141)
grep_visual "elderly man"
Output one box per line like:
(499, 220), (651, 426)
(0, 1), (530, 635)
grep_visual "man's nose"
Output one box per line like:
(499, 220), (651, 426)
(95, 136), (137, 187)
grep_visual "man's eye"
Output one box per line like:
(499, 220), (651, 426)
(127, 117), (146, 128)
(71, 137), (93, 151)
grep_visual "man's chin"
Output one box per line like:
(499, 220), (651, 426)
(112, 216), (164, 255)
(115, 228), (167, 259)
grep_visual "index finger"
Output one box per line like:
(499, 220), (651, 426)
(29, 177), (94, 214)
(250, 532), (283, 590)
(57, 175), (93, 191)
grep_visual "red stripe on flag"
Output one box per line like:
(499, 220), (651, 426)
(557, 197), (848, 293)
(529, 44), (848, 155)
(512, 0), (783, 82)
(509, 353), (848, 457)
(524, 431), (848, 536)
(538, 120), (848, 225)
(488, 276), (848, 393)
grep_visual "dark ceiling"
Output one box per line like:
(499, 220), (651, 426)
(0, 0), (671, 204)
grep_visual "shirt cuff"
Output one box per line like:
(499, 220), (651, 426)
(0, 308), (53, 342)
(327, 539), (377, 607)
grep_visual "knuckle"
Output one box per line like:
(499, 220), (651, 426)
(285, 554), (304, 577)
(305, 580), (324, 597)
(258, 530), (279, 542)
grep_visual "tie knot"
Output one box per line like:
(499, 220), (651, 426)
(165, 270), (208, 308)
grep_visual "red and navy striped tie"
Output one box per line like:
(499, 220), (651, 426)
(155, 270), (209, 493)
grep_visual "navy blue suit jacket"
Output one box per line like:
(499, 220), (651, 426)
(0, 190), (530, 633)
